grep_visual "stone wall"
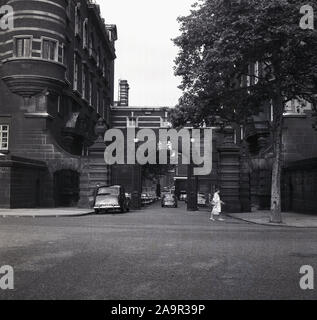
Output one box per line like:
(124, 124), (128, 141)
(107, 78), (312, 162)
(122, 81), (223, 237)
(283, 115), (317, 163)
(0, 156), (47, 208)
(282, 158), (317, 214)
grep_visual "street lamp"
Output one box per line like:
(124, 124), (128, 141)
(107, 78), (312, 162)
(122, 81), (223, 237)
(187, 133), (198, 211)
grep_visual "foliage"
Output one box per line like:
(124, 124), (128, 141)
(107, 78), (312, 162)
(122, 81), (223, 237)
(171, 0), (317, 127)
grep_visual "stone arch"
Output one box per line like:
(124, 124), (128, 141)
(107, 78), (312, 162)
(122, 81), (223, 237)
(47, 158), (81, 175)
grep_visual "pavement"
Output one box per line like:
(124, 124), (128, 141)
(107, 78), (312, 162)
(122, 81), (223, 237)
(1, 206), (316, 228)
(227, 210), (317, 228)
(0, 208), (93, 218)
(0, 202), (317, 300)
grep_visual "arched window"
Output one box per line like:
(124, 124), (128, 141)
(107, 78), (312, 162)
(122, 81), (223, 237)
(83, 18), (88, 49)
(75, 4), (81, 37)
(89, 32), (94, 57)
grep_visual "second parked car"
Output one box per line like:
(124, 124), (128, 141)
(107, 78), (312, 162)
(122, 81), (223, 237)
(162, 193), (178, 208)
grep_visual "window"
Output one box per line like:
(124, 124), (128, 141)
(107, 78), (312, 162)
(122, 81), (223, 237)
(0, 125), (9, 151)
(246, 64), (252, 88)
(285, 99), (312, 115)
(96, 90), (100, 113)
(14, 37), (32, 57)
(240, 125), (244, 140)
(83, 18), (88, 49)
(89, 74), (93, 106)
(42, 38), (58, 61)
(57, 96), (61, 114)
(73, 54), (79, 91)
(254, 61), (260, 84)
(97, 47), (101, 68)
(75, 4), (81, 37)
(270, 100), (274, 122)
(82, 65), (86, 99)
(61, 44), (66, 64)
(89, 32), (95, 58)
(65, 0), (71, 21)
(102, 60), (106, 78)
(102, 98), (106, 119)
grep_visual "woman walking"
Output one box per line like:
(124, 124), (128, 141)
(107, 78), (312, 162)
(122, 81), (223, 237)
(210, 189), (225, 221)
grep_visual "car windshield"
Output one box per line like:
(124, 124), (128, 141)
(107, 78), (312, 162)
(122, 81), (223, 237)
(97, 187), (119, 196)
(165, 194), (174, 200)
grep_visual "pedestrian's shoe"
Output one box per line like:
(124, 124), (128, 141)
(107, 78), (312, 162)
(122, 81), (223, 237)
(218, 218), (225, 221)
(210, 218), (215, 221)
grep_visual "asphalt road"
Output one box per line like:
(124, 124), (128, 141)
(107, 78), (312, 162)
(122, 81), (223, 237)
(0, 202), (316, 300)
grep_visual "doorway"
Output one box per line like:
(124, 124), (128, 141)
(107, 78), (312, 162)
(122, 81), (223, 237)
(54, 170), (80, 207)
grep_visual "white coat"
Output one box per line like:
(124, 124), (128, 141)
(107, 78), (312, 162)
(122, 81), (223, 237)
(211, 192), (221, 216)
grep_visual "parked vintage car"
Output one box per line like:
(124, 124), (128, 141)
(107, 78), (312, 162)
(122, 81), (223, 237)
(94, 185), (129, 214)
(141, 193), (152, 206)
(161, 193), (178, 208)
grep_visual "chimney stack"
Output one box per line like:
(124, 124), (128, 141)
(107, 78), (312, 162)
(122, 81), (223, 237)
(118, 80), (129, 107)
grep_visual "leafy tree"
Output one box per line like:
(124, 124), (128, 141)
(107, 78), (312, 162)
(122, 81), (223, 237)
(171, 0), (317, 222)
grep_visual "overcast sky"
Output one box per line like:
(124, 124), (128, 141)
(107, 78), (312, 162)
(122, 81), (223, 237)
(99, 0), (194, 107)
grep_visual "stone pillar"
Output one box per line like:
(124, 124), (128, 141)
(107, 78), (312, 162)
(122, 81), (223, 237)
(78, 119), (110, 208)
(218, 131), (241, 213)
(187, 163), (198, 211)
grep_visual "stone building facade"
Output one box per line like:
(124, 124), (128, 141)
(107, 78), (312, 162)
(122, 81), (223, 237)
(243, 97), (317, 213)
(111, 96), (245, 213)
(0, 0), (117, 208)
(111, 104), (171, 201)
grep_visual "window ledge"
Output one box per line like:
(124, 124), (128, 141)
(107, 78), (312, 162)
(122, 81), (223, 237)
(2, 57), (66, 69)
(283, 113), (307, 118)
(24, 113), (54, 120)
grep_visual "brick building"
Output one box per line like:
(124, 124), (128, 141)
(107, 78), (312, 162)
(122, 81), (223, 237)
(0, 0), (117, 208)
(111, 94), (173, 200)
(240, 62), (317, 213)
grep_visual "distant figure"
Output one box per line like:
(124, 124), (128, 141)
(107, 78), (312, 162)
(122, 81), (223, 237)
(210, 189), (225, 221)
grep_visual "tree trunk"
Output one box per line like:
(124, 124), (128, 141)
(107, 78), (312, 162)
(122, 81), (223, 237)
(270, 96), (284, 223)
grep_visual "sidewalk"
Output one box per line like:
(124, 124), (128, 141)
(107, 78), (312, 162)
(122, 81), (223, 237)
(227, 210), (317, 228)
(0, 208), (93, 218)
